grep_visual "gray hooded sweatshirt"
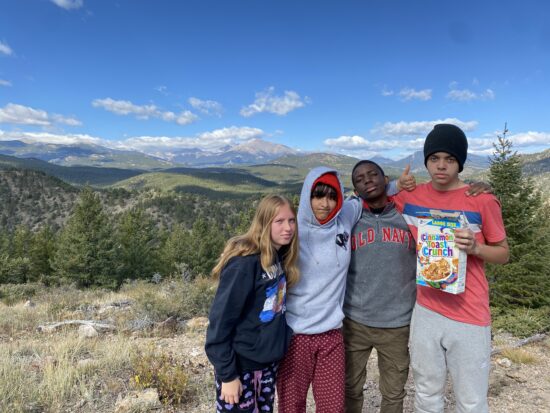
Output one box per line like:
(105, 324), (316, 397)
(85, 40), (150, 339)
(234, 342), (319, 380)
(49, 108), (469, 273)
(344, 201), (416, 328)
(286, 166), (362, 335)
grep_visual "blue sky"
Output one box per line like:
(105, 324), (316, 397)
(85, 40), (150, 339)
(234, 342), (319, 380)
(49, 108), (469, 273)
(1, 0), (549, 160)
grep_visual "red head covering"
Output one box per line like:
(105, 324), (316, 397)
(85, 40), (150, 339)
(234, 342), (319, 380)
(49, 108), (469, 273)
(312, 172), (343, 224)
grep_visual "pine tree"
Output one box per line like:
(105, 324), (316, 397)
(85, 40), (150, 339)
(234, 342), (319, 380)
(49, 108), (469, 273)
(0, 225), (33, 283)
(233, 208), (255, 236)
(11, 225), (32, 259)
(0, 254), (30, 284)
(185, 217), (225, 277)
(29, 225), (56, 282)
(487, 124), (550, 308)
(161, 224), (190, 276)
(52, 187), (117, 288)
(115, 208), (159, 281)
(161, 218), (225, 278)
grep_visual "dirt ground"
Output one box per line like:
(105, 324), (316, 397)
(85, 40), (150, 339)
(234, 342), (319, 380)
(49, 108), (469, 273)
(164, 329), (550, 413)
(359, 335), (550, 413)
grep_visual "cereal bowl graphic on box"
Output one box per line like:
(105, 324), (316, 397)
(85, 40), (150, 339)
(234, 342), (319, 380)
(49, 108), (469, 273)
(416, 210), (468, 294)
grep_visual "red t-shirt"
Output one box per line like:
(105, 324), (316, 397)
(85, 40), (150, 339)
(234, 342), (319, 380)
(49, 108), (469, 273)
(393, 183), (506, 326)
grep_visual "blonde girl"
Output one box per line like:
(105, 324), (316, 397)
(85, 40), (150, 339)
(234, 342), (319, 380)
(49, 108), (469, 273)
(206, 194), (299, 413)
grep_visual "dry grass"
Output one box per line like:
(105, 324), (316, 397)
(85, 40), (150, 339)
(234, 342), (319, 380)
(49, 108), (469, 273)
(500, 347), (539, 364)
(0, 302), (48, 336)
(120, 277), (216, 322)
(491, 336), (510, 348)
(0, 278), (215, 412)
(0, 332), (136, 412)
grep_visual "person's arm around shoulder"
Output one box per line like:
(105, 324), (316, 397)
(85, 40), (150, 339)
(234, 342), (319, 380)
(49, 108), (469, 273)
(344, 195), (362, 225)
(465, 181), (493, 197)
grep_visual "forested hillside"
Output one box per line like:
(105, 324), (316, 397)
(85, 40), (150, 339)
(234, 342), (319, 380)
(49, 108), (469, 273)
(0, 165), (281, 287)
(0, 153), (144, 186)
(0, 166), (272, 231)
(0, 168), (79, 230)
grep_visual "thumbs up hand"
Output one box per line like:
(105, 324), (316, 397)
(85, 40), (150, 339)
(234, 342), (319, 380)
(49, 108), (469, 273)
(397, 164), (416, 192)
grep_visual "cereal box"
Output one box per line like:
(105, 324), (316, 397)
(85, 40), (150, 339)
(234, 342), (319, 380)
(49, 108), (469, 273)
(416, 210), (468, 294)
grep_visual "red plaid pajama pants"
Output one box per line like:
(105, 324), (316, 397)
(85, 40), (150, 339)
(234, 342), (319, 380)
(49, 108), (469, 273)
(277, 329), (346, 413)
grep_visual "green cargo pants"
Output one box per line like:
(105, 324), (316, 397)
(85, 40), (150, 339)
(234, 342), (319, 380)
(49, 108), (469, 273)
(343, 317), (410, 413)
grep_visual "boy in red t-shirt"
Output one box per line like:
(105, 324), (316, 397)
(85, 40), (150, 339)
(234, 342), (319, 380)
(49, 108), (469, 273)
(393, 124), (509, 413)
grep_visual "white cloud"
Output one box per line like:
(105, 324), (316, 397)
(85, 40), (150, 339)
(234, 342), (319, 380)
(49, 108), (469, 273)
(118, 126), (265, 153)
(92, 98), (157, 117)
(115, 136), (199, 151)
(449, 81), (459, 89)
(188, 97), (223, 117)
(326, 118), (479, 157)
(155, 85), (168, 95)
(398, 88), (432, 101)
(382, 86), (431, 101)
(0, 103), (82, 127)
(324, 135), (370, 148)
(447, 89), (477, 101)
(0, 104), (50, 126)
(0, 79), (12, 87)
(3, 122), (547, 161)
(52, 114), (82, 126)
(159, 110), (198, 126)
(92, 97), (198, 125)
(177, 112), (199, 125)
(0, 130), (101, 146)
(240, 86), (308, 117)
(446, 81), (495, 101)
(469, 131), (550, 151)
(0, 41), (13, 56)
(0, 126), (265, 154)
(510, 131), (550, 147)
(197, 126), (263, 144)
(50, 0), (84, 10)
(481, 89), (495, 100)
(324, 134), (423, 152)
(447, 88), (495, 101)
(372, 118), (478, 137)
(325, 123), (550, 159)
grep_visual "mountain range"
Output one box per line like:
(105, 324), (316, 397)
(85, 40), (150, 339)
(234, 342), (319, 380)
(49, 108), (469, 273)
(0, 138), (298, 169)
(162, 138), (298, 166)
(0, 140), (173, 169)
(0, 137), (493, 171)
(0, 138), (548, 196)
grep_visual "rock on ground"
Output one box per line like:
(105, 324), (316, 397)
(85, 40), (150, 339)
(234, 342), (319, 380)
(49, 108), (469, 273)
(114, 388), (161, 413)
(78, 324), (99, 338)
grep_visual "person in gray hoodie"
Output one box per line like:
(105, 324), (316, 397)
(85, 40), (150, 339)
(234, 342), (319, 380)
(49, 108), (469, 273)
(277, 166), (363, 413)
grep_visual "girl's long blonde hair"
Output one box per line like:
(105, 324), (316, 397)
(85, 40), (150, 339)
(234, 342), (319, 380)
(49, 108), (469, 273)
(211, 194), (300, 287)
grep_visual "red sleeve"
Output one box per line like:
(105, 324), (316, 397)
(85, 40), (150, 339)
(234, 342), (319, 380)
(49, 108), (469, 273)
(479, 195), (507, 243)
(392, 190), (409, 213)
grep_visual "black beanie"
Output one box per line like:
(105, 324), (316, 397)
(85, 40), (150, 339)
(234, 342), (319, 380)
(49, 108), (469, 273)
(423, 124), (468, 172)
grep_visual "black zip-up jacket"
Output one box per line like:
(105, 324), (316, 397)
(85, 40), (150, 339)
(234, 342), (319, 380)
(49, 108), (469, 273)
(205, 253), (293, 382)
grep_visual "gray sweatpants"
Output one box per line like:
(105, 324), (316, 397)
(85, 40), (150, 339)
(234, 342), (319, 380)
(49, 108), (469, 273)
(409, 304), (491, 413)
